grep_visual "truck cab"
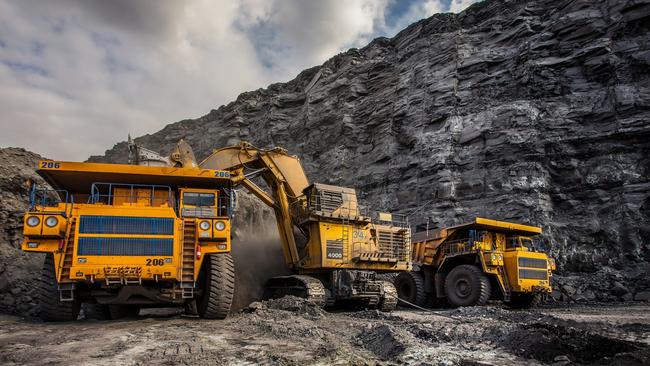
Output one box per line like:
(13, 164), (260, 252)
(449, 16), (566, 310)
(22, 161), (236, 321)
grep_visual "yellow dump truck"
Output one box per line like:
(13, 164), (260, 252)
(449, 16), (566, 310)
(395, 218), (555, 308)
(22, 161), (236, 321)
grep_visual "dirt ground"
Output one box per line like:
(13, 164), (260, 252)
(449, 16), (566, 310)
(1, 301), (649, 366)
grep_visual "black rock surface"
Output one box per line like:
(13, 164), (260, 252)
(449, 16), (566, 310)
(0, 148), (45, 316)
(92, 0), (650, 281)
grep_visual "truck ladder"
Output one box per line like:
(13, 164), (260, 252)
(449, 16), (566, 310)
(341, 217), (350, 263)
(400, 228), (411, 262)
(181, 219), (196, 299)
(58, 218), (76, 283)
(497, 265), (511, 301)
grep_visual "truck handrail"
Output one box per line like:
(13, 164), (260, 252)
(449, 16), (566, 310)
(28, 184), (73, 217)
(88, 182), (174, 208)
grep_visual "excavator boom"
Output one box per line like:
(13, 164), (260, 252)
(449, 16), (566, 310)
(200, 142), (310, 268)
(135, 139), (410, 310)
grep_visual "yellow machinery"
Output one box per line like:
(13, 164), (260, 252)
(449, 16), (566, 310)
(395, 217), (555, 308)
(196, 142), (411, 310)
(22, 161), (236, 321)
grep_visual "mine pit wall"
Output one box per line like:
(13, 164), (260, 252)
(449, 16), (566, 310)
(0, 148), (46, 316)
(90, 0), (650, 303)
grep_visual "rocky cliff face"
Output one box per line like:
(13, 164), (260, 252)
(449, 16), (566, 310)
(92, 0), (650, 300)
(0, 148), (45, 315)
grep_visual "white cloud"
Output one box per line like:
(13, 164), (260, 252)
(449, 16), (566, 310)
(448, 0), (479, 13)
(235, 0), (390, 77)
(0, 0), (477, 160)
(382, 0), (444, 36)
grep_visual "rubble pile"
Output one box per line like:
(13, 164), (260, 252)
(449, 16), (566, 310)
(0, 148), (45, 316)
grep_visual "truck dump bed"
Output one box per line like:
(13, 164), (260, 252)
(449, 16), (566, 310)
(411, 217), (542, 265)
(37, 161), (232, 194)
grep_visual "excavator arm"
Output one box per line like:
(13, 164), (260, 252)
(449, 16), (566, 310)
(126, 139), (409, 311)
(199, 142), (310, 268)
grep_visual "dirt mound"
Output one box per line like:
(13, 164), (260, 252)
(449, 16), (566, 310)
(246, 295), (326, 319)
(0, 148), (45, 316)
(358, 323), (408, 360)
(504, 322), (645, 365)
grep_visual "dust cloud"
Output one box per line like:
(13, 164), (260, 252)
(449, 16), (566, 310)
(230, 191), (290, 311)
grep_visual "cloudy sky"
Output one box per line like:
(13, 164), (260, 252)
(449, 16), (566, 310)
(0, 0), (477, 160)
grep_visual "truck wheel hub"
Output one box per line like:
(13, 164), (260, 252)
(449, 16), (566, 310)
(455, 279), (471, 297)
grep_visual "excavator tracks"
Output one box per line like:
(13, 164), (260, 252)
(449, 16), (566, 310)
(264, 275), (328, 308)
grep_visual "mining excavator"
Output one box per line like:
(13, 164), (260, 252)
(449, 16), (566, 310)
(155, 140), (411, 310)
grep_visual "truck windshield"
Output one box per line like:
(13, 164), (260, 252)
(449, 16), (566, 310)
(183, 192), (215, 207)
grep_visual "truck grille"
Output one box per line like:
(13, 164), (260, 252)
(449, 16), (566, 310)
(518, 257), (548, 269)
(77, 237), (173, 256)
(377, 230), (409, 261)
(79, 216), (174, 235)
(519, 269), (548, 280)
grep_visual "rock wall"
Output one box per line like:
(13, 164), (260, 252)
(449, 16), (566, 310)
(0, 148), (45, 316)
(91, 0), (650, 300)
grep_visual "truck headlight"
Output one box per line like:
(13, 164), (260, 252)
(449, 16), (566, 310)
(214, 221), (226, 231)
(26, 216), (40, 227)
(548, 258), (556, 270)
(45, 216), (59, 227)
(199, 220), (210, 230)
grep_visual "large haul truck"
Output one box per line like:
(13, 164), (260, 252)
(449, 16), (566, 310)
(22, 161), (236, 321)
(395, 218), (555, 309)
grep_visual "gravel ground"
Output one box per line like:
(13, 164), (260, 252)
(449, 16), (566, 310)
(1, 300), (648, 365)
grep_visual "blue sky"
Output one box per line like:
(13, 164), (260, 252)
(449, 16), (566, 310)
(0, 0), (477, 160)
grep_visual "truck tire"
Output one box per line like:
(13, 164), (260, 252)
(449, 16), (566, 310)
(39, 254), (80, 321)
(394, 271), (427, 307)
(444, 264), (491, 308)
(505, 293), (541, 309)
(197, 253), (235, 319)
